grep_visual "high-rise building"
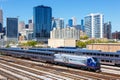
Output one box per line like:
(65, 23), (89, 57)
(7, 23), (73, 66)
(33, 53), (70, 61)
(85, 13), (104, 38)
(0, 8), (3, 33)
(28, 19), (32, 23)
(72, 16), (77, 26)
(52, 18), (64, 29)
(18, 21), (25, 32)
(103, 22), (112, 39)
(51, 26), (80, 40)
(33, 5), (52, 42)
(81, 19), (85, 32)
(6, 18), (18, 42)
(68, 19), (73, 27)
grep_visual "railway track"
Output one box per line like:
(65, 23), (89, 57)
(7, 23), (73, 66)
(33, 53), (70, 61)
(0, 55), (120, 80)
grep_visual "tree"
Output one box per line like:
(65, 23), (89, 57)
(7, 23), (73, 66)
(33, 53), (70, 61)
(76, 41), (86, 48)
(80, 35), (89, 40)
(27, 41), (37, 47)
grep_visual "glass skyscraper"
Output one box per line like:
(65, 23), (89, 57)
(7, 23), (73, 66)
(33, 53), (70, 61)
(52, 18), (64, 29)
(103, 22), (112, 39)
(85, 13), (104, 38)
(68, 19), (73, 27)
(6, 18), (18, 42)
(33, 5), (52, 41)
(0, 8), (3, 33)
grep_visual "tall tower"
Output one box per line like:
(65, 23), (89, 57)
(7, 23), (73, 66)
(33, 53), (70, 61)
(18, 21), (25, 32)
(103, 22), (112, 39)
(6, 18), (18, 42)
(72, 16), (77, 26)
(85, 13), (104, 38)
(68, 19), (73, 27)
(52, 18), (64, 29)
(0, 8), (3, 33)
(33, 5), (52, 42)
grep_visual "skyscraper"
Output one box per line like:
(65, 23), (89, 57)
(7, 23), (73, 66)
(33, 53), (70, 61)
(104, 22), (112, 39)
(72, 16), (77, 26)
(85, 13), (104, 38)
(0, 8), (3, 33)
(68, 19), (73, 27)
(18, 21), (25, 32)
(52, 18), (64, 29)
(33, 5), (52, 42)
(6, 18), (18, 42)
(81, 19), (85, 32)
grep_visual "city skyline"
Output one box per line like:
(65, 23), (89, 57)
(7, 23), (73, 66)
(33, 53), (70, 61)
(0, 0), (120, 32)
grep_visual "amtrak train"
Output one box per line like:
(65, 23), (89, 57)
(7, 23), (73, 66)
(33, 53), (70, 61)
(29, 48), (120, 66)
(0, 48), (101, 72)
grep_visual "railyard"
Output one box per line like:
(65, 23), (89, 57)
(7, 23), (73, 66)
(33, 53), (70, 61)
(0, 55), (120, 80)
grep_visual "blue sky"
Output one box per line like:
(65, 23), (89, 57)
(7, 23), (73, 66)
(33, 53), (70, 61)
(0, 0), (120, 32)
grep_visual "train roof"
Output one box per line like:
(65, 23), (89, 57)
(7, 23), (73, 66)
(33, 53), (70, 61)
(0, 48), (55, 54)
(30, 48), (102, 53)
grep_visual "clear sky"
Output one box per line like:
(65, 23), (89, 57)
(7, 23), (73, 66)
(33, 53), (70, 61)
(0, 0), (120, 32)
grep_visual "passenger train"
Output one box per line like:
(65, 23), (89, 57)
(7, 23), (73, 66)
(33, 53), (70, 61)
(0, 48), (101, 72)
(29, 48), (120, 66)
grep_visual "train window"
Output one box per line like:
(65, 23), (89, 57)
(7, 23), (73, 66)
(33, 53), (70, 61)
(110, 61), (112, 63)
(101, 54), (104, 56)
(90, 53), (92, 55)
(106, 54), (109, 56)
(106, 60), (109, 62)
(93, 53), (96, 55)
(101, 60), (104, 62)
(110, 54), (114, 57)
(83, 53), (85, 55)
(115, 55), (119, 57)
(97, 54), (100, 56)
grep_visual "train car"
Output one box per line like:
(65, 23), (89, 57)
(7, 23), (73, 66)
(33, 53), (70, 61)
(29, 48), (120, 66)
(77, 50), (120, 66)
(0, 48), (101, 72)
(0, 48), (55, 63)
(54, 53), (100, 71)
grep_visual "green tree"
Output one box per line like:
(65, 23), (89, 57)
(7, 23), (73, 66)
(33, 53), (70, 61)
(76, 41), (86, 48)
(27, 41), (37, 47)
(80, 35), (89, 40)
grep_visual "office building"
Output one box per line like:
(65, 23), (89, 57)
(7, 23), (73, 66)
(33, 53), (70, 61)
(50, 27), (80, 40)
(33, 5), (52, 42)
(28, 19), (32, 23)
(85, 13), (104, 38)
(72, 16), (77, 26)
(103, 22), (112, 39)
(6, 18), (18, 42)
(0, 8), (3, 33)
(81, 19), (85, 32)
(52, 18), (64, 29)
(68, 19), (73, 27)
(18, 21), (25, 32)
(112, 31), (120, 40)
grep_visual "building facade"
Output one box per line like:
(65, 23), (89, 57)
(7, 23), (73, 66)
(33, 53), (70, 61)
(33, 5), (52, 42)
(103, 22), (112, 39)
(85, 13), (104, 38)
(112, 31), (120, 40)
(50, 27), (80, 40)
(68, 19), (73, 27)
(87, 43), (120, 52)
(6, 18), (18, 42)
(18, 21), (25, 32)
(52, 18), (64, 29)
(0, 8), (3, 33)
(81, 19), (85, 32)
(72, 17), (77, 26)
